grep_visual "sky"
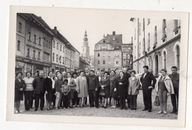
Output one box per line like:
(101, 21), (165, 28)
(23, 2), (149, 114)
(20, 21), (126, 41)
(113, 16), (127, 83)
(27, 7), (134, 55)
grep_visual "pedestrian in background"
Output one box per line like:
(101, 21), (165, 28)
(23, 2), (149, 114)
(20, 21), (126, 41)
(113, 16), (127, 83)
(128, 70), (140, 110)
(155, 69), (174, 114)
(54, 71), (63, 109)
(116, 71), (128, 110)
(76, 71), (88, 107)
(15, 72), (25, 113)
(169, 66), (179, 114)
(140, 65), (156, 112)
(33, 70), (45, 111)
(23, 72), (34, 111)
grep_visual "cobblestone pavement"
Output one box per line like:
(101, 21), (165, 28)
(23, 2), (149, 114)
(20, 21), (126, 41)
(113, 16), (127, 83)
(19, 90), (177, 119)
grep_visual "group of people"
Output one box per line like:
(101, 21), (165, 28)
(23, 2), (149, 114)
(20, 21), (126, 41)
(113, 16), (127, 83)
(14, 65), (179, 115)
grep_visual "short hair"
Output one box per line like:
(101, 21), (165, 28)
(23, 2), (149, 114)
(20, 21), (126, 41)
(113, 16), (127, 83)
(143, 65), (149, 70)
(64, 79), (68, 83)
(79, 70), (85, 74)
(72, 72), (78, 77)
(67, 72), (71, 75)
(48, 71), (52, 76)
(90, 70), (95, 73)
(161, 69), (167, 73)
(104, 71), (109, 75)
(26, 71), (32, 76)
(131, 70), (136, 74)
(171, 66), (178, 70)
(110, 70), (116, 75)
(56, 71), (61, 76)
(16, 72), (22, 76)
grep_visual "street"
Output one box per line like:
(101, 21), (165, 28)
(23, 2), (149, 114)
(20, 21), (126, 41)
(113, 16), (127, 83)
(20, 90), (177, 119)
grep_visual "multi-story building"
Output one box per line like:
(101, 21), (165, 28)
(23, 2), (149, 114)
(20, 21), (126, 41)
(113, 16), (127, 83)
(51, 26), (67, 72)
(81, 31), (90, 64)
(130, 18), (181, 76)
(79, 57), (90, 71)
(16, 13), (53, 76)
(94, 31), (122, 71)
(122, 43), (133, 69)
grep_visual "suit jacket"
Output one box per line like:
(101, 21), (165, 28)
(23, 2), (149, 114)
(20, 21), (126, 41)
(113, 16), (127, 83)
(88, 75), (99, 91)
(44, 77), (53, 93)
(33, 77), (45, 94)
(140, 72), (156, 90)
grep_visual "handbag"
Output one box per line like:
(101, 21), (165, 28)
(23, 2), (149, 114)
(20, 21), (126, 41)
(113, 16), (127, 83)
(154, 95), (160, 106)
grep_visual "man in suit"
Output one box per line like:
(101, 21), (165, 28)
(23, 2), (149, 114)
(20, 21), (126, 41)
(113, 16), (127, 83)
(33, 70), (45, 111)
(140, 65), (156, 112)
(87, 70), (100, 108)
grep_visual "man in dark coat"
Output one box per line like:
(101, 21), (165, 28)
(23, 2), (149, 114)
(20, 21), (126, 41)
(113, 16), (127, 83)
(33, 70), (45, 111)
(87, 70), (100, 108)
(122, 68), (131, 109)
(140, 65), (156, 112)
(169, 66), (179, 114)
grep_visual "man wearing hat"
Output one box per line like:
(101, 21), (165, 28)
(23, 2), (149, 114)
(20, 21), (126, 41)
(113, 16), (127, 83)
(87, 69), (100, 108)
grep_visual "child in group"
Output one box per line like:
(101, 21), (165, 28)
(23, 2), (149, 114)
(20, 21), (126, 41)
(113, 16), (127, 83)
(61, 79), (70, 109)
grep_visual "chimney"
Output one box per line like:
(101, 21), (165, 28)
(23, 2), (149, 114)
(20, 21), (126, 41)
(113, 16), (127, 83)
(54, 26), (57, 34)
(112, 31), (116, 35)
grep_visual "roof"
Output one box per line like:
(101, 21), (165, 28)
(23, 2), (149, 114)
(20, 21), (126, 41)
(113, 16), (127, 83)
(95, 33), (122, 50)
(18, 13), (53, 36)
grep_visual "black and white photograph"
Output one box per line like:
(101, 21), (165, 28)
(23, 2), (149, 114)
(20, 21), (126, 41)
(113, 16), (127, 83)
(6, 6), (189, 127)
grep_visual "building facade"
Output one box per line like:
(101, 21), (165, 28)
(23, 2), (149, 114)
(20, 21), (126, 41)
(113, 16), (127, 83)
(130, 18), (181, 76)
(79, 57), (90, 71)
(16, 13), (53, 76)
(94, 31), (122, 71)
(81, 31), (90, 64)
(122, 43), (133, 69)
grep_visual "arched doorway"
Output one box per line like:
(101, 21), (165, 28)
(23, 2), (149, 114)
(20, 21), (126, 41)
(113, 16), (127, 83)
(155, 55), (159, 77)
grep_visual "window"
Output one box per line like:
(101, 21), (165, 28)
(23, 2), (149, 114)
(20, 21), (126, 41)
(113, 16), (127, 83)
(63, 46), (65, 53)
(154, 26), (157, 44)
(57, 43), (59, 50)
(28, 32), (31, 41)
(33, 50), (36, 59)
(148, 33), (150, 51)
(17, 40), (20, 51)
(27, 48), (30, 57)
(108, 56), (110, 61)
(53, 41), (55, 48)
(18, 22), (22, 33)
(56, 54), (58, 62)
(39, 37), (41, 45)
(63, 57), (65, 64)
(34, 35), (36, 43)
(162, 19), (167, 41)
(174, 20), (179, 34)
(143, 38), (145, 53)
(59, 56), (61, 63)
(143, 18), (145, 31)
(103, 60), (105, 64)
(98, 60), (100, 64)
(176, 45), (180, 69)
(147, 18), (150, 25)
(163, 51), (167, 69)
(52, 53), (55, 62)
(60, 45), (62, 51)
(116, 61), (119, 64)
(98, 53), (100, 57)
(38, 52), (41, 60)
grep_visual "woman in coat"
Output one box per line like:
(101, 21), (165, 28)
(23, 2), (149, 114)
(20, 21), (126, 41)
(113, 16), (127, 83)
(128, 70), (140, 110)
(116, 71), (128, 110)
(100, 71), (110, 108)
(155, 69), (174, 114)
(109, 70), (117, 108)
(15, 72), (25, 113)
(76, 71), (88, 107)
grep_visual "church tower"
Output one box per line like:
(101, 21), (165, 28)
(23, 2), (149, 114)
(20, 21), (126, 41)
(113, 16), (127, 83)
(81, 31), (90, 63)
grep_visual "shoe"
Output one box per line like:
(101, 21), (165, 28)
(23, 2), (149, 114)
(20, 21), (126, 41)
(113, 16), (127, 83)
(15, 110), (19, 114)
(171, 110), (177, 114)
(142, 108), (148, 111)
(148, 109), (152, 112)
(163, 111), (167, 114)
(34, 109), (38, 111)
(158, 111), (163, 114)
(40, 108), (43, 111)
